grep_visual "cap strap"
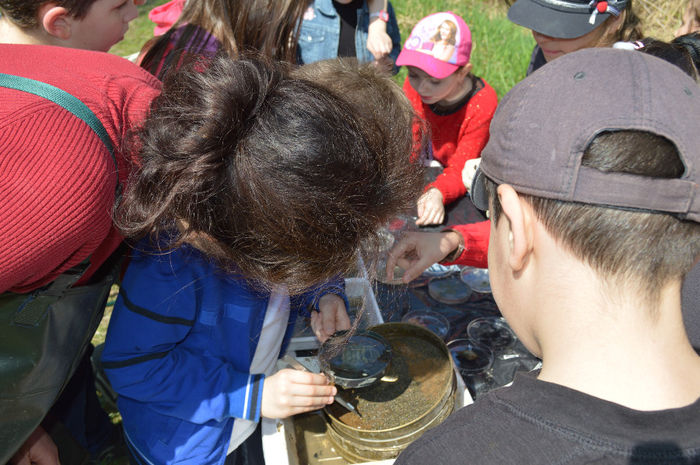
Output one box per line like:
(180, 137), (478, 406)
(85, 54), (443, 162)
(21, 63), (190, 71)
(573, 166), (697, 219)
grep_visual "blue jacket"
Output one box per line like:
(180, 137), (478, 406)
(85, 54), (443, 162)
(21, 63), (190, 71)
(102, 243), (346, 465)
(298, 0), (401, 73)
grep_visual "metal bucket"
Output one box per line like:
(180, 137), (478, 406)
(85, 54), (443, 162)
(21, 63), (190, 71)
(323, 323), (456, 463)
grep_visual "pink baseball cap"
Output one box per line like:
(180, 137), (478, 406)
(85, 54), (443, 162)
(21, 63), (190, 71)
(396, 12), (472, 79)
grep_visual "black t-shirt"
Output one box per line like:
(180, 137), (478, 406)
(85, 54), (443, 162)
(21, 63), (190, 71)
(397, 371), (700, 464)
(333, 0), (363, 57)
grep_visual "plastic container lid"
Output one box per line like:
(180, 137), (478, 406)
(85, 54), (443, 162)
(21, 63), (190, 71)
(375, 257), (406, 285)
(401, 310), (450, 340)
(428, 275), (472, 304)
(423, 263), (461, 278)
(447, 338), (494, 375)
(459, 267), (491, 293)
(319, 330), (392, 389)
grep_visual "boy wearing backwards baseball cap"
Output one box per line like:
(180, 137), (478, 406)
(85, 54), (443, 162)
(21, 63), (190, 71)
(396, 12), (497, 226)
(396, 48), (700, 464)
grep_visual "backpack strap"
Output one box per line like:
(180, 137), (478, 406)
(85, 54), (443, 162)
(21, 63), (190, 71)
(0, 73), (122, 318)
(0, 73), (120, 197)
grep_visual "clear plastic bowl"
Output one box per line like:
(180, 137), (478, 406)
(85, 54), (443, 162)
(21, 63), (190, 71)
(466, 317), (516, 352)
(401, 310), (450, 340)
(447, 338), (494, 375)
(459, 267), (491, 293)
(428, 275), (472, 304)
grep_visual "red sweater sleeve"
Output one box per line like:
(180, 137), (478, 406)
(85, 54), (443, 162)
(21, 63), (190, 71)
(443, 221), (490, 268)
(0, 45), (161, 293)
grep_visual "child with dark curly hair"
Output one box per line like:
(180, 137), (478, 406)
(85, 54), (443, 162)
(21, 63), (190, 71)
(101, 56), (423, 465)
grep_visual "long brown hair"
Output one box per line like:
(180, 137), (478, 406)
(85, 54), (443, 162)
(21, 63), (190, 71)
(597, 0), (643, 46)
(140, 0), (309, 80)
(119, 56), (424, 294)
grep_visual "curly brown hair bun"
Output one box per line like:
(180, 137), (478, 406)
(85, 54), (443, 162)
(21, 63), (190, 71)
(119, 56), (424, 294)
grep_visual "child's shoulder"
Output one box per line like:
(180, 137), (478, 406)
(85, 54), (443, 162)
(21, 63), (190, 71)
(128, 241), (210, 280)
(472, 77), (498, 105)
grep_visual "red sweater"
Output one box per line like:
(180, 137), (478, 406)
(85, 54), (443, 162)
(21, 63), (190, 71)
(404, 77), (498, 204)
(444, 220), (490, 269)
(0, 44), (161, 293)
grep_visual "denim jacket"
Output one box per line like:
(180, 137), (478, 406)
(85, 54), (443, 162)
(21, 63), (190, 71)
(298, 0), (401, 74)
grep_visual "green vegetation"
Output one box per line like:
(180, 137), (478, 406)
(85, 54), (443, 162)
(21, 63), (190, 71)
(109, 0), (169, 58)
(392, 0), (534, 98)
(108, 0), (533, 98)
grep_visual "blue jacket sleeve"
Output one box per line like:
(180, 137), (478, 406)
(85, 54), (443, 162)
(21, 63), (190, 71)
(291, 276), (349, 316)
(101, 250), (265, 425)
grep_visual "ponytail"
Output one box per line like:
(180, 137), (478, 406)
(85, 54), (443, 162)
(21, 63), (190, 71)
(119, 56), (424, 293)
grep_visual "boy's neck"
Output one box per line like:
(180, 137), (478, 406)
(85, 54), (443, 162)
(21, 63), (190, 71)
(531, 247), (700, 411)
(0, 18), (57, 46)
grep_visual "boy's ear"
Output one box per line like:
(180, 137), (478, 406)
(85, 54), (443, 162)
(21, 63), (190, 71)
(460, 62), (473, 76)
(39, 4), (72, 40)
(497, 184), (534, 272)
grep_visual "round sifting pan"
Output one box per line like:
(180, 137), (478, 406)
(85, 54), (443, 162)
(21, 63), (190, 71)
(323, 322), (456, 463)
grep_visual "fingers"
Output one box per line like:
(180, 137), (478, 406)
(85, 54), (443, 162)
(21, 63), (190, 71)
(416, 193), (445, 226)
(10, 426), (60, 465)
(314, 294), (349, 343)
(401, 256), (436, 283)
(262, 369), (338, 418)
(386, 236), (417, 279)
(322, 305), (337, 337)
(335, 306), (351, 331)
(310, 311), (330, 343)
(417, 206), (442, 226)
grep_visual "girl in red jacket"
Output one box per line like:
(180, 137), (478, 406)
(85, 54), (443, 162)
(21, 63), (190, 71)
(396, 11), (498, 226)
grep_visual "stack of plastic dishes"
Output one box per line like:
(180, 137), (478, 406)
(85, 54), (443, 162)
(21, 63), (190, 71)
(459, 266), (491, 294)
(423, 263), (461, 278)
(466, 317), (516, 352)
(446, 338), (494, 377)
(428, 274), (472, 304)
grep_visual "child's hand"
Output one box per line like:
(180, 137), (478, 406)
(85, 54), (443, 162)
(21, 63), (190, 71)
(367, 19), (393, 60)
(416, 188), (445, 226)
(261, 369), (336, 418)
(373, 55), (394, 75)
(9, 426), (60, 465)
(386, 231), (462, 283)
(311, 294), (351, 343)
(462, 158), (482, 192)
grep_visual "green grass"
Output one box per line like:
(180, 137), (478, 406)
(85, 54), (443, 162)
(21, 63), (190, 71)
(392, 0), (534, 99)
(109, 0), (170, 58)
(109, 0), (534, 98)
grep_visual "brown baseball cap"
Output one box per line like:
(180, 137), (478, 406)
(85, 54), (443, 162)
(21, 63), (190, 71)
(471, 47), (700, 223)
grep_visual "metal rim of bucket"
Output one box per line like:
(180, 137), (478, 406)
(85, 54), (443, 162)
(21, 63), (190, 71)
(325, 323), (454, 434)
(323, 323), (456, 462)
(325, 373), (456, 462)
